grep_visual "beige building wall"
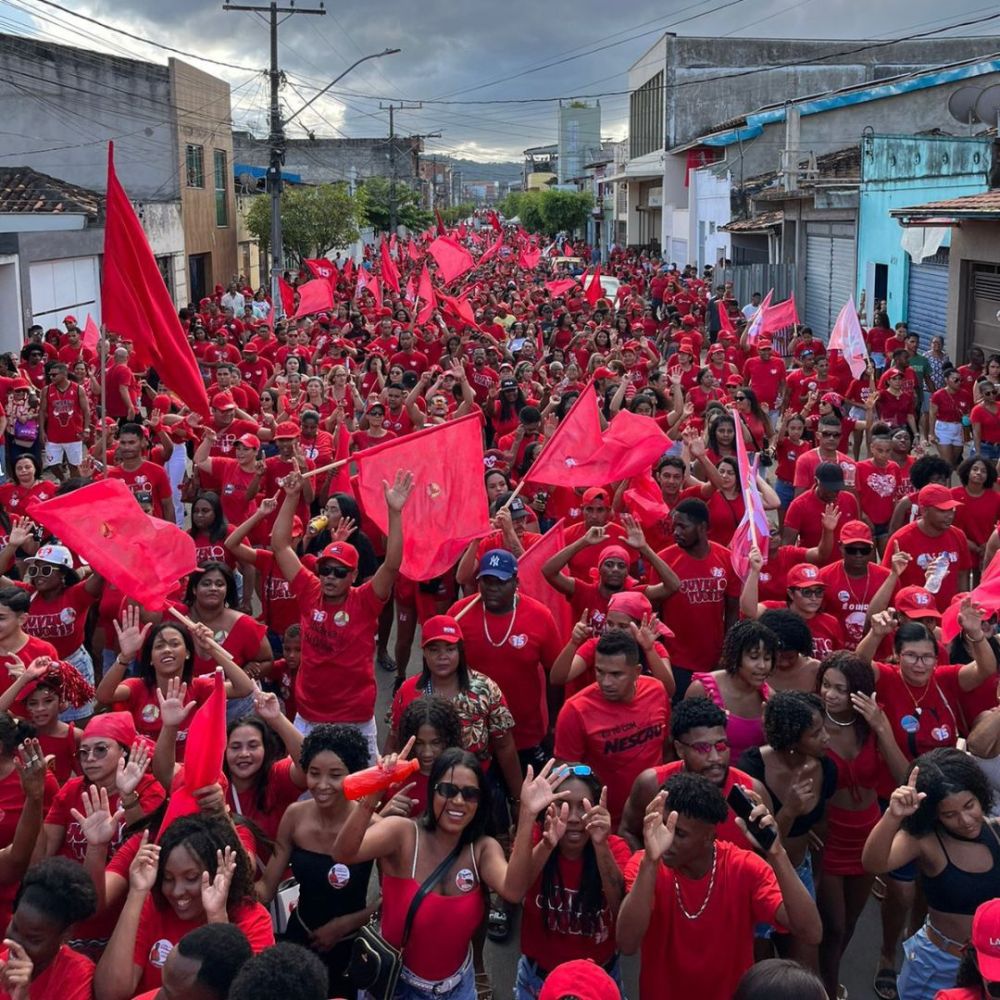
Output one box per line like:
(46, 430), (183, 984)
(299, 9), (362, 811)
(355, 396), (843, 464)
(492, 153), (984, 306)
(948, 220), (1000, 359)
(169, 59), (238, 299)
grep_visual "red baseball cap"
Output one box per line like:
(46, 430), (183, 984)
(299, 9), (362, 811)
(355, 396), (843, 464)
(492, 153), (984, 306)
(9, 378), (29, 391)
(273, 422), (300, 440)
(421, 615), (463, 646)
(894, 585), (941, 620)
(592, 367), (616, 380)
(211, 392), (237, 410)
(62, 315), (78, 326)
(917, 484), (962, 510)
(757, 338), (773, 349)
(726, 374), (743, 387)
(538, 960), (620, 1000)
(972, 899), (1000, 981)
(681, 314), (697, 327)
(581, 487), (610, 506)
(839, 520), (874, 545)
(787, 563), (825, 589)
(317, 541), (359, 569)
(236, 433), (260, 450)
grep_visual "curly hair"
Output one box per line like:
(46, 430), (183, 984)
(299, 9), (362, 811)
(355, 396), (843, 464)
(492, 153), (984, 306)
(958, 455), (998, 490)
(156, 814), (255, 910)
(758, 609), (815, 657)
(136, 622), (195, 690)
(228, 942), (327, 1000)
(763, 691), (823, 751)
(660, 772), (728, 824)
(671, 697), (727, 741)
(175, 923), (252, 995)
(14, 857), (97, 928)
(0, 713), (34, 756)
(909, 455), (952, 490)
(903, 748), (995, 838)
(719, 620), (778, 676)
(399, 696), (462, 751)
(224, 715), (287, 813)
(817, 652), (876, 741)
(299, 723), (369, 774)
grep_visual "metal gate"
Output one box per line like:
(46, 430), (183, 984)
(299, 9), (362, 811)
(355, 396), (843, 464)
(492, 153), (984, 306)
(967, 263), (1000, 359)
(805, 222), (855, 336)
(718, 263), (795, 309)
(905, 248), (950, 350)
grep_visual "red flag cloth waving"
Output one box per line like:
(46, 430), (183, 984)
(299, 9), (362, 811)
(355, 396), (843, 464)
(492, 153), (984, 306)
(517, 519), (573, 644)
(545, 279), (578, 298)
(526, 383), (604, 486)
(487, 209), (503, 234)
(759, 295), (799, 337)
(941, 559), (1000, 643)
(277, 276), (296, 317)
(415, 264), (437, 324)
(380, 240), (401, 295)
(588, 410), (674, 484)
(718, 300), (736, 336)
(102, 143), (211, 420)
(355, 413), (490, 580)
(623, 469), (671, 532)
(585, 266), (603, 307)
(407, 239), (422, 262)
(435, 209), (447, 236)
(292, 278), (334, 319)
(157, 668), (226, 838)
(427, 236), (474, 284)
(518, 247), (541, 270)
(83, 314), (100, 353)
(479, 234), (504, 266)
(26, 479), (197, 610)
(303, 258), (336, 285)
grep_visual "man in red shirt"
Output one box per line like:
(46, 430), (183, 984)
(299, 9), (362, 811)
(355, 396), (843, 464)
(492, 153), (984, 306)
(105, 348), (138, 422)
(617, 772), (822, 1000)
(559, 488), (631, 581)
(207, 393), (261, 457)
(784, 463), (861, 551)
(238, 343), (273, 393)
(467, 348), (500, 408)
(56, 323), (97, 369)
(554, 630), (670, 826)
(389, 330), (430, 375)
(783, 350), (820, 410)
(106, 423), (174, 523)
(39, 362), (89, 478)
(792, 415), (858, 496)
(742, 338), (785, 409)
(271, 469), (412, 761)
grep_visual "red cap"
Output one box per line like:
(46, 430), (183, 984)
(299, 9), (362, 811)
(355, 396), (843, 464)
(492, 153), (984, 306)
(726, 375), (743, 387)
(153, 393), (173, 412)
(421, 615), (464, 646)
(211, 392), (237, 410)
(318, 541), (359, 569)
(273, 422), (300, 440)
(787, 563), (824, 589)
(538, 960), (620, 1000)
(972, 899), (1000, 981)
(9, 378), (29, 391)
(581, 487), (610, 506)
(884, 367), (903, 380)
(894, 585), (941, 620)
(62, 315), (77, 326)
(236, 433), (260, 450)
(623, 340), (641, 351)
(598, 545), (630, 566)
(708, 343), (724, 356)
(822, 391), (844, 407)
(839, 520), (874, 545)
(593, 367), (615, 380)
(757, 338), (773, 349)
(681, 314), (697, 327)
(677, 340), (695, 355)
(917, 484), (962, 510)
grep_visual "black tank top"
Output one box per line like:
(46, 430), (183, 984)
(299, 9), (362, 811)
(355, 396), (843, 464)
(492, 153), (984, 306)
(922, 821), (1000, 916)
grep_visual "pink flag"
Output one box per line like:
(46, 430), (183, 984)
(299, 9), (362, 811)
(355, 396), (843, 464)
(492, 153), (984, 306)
(354, 266), (368, 301)
(744, 290), (772, 345)
(404, 274), (416, 304)
(730, 406), (771, 581)
(427, 236), (474, 284)
(942, 556), (1000, 643)
(407, 240), (422, 262)
(292, 278), (334, 319)
(82, 314), (100, 352)
(415, 264), (436, 324)
(517, 519), (573, 644)
(828, 296), (869, 378)
(759, 295), (799, 337)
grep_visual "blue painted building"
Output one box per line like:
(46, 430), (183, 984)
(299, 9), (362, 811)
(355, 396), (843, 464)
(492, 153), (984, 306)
(856, 134), (993, 345)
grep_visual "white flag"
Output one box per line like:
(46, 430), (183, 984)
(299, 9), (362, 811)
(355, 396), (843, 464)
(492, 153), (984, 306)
(828, 296), (869, 378)
(744, 289), (773, 345)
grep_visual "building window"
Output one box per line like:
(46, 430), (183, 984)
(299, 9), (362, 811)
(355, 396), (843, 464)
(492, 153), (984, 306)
(155, 255), (174, 302)
(629, 71), (663, 160)
(214, 149), (229, 227)
(186, 144), (204, 188)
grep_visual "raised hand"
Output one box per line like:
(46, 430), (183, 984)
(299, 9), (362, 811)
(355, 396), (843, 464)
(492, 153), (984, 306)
(281, 471), (304, 497)
(888, 766), (926, 819)
(331, 516), (356, 542)
(820, 502), (841, 534)
(869, 609), (898, 638)
(113, 606), (152, 664)
(628, 613), (659, 652)
(116, 740), (151, 798)
(621, 513), (646, 550)
(542, 802), (569, 848)
(156, 677), (197, 730)
(0, 939), (31, 1000)
(20, 658), (52, 685)
(890, 540), (911, 577)
(570, 609), (592, 645)
(850, 691), (890, 737)
(380, 781), (417, 819)
(69, 783), (125, 846)
(518, 759), (571, 818)
(582, 524), (607, 546)
(582, 787), (611, 847)
(958, 597), (988, 640)
(7, 517), (36, 549)
(201, 847), (237, 920)
(14, 739), (46, 801)
(642, 790), (677, 862)
(748, 545), (764, 572)
(258, 496), (278, 518)
(383, 469), (414, 513)
(128, 832), (160, 893)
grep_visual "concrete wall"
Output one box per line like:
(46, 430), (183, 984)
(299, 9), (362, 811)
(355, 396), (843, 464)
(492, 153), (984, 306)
(138, 201), (187, 307)
(233, 131), (421, 186)
(0, 34), (178, 202)
(948, 221), (1000, 360)
(688, 168), (732, 271)
(858, 134), (992, 325)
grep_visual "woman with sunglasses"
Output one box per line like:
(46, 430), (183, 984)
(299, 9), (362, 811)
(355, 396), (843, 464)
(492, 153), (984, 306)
(733, 387), (773, 455)
(973, 356), (1000, 404)
(334, 749), (568, 1000)
(816, 652), (909, 999)
(862, 749), (1000, 1000)
(972, 379), (1000, 463)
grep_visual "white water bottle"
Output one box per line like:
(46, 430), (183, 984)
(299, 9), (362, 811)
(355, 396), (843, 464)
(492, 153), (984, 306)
(924, 554), (949, 594)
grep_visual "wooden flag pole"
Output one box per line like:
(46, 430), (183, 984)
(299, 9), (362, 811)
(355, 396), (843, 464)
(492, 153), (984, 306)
(169, 606), (240, 673)
(300, 457), (349, 481)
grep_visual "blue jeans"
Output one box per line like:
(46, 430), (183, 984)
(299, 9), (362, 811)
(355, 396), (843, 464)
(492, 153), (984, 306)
(978, 441), (1000, 463)
(775, 478), (795, 509)
(897, 923), (961, 1000)
(391, 952), (475, 1000)
(514, 955), (625, 1000)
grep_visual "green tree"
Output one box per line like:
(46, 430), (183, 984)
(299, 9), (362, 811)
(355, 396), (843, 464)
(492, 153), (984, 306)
(244, 183), (363, 264)
(440, 202), (476, 226)
(539, 189), (593, 236)
(358, 176), (433, 233)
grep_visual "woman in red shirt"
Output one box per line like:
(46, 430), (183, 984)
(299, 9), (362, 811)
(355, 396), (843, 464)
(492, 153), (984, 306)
(876, 370), (918, 437)
(685, 368), (726, 417)
(188, 493), (236, 569)
(93, 814), (273, 999)
(952, 457), (1000, 570)
(930, 368), (970, 468)
(971, 381), (1000, 462)
(0, 455), (55, 518)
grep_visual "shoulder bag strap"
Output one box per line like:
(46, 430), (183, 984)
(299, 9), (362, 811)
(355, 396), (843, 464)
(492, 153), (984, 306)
(398, 842), (461, 953)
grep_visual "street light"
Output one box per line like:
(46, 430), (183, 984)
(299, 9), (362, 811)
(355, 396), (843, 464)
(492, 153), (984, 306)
(270, 47), (400, 317)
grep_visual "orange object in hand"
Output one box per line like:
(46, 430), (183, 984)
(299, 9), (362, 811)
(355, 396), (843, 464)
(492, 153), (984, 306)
(342, 758), (420, 800)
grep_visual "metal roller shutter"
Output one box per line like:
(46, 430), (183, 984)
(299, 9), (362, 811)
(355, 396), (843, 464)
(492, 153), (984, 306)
(805, 222), (855, 338)
(971, 264), (1000, 358)
(905, 249), (950, 350)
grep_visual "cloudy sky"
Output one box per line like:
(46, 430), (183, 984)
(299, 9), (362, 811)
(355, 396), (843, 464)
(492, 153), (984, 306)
(2, 0), (999, 162)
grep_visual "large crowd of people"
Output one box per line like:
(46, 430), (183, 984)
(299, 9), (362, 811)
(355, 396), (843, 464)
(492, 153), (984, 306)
(0, 224), (997, 1000)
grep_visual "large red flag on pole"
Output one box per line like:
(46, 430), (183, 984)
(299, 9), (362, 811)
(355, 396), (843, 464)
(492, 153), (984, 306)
(102, 143), (210, 419)
(415, 264), (437, 324)
(730, 407), (771, 581)
(525, 383), (604, 486)
(380, 240), (401, 295)
(516, 519), (573, 644)
(427, 236), (474, 284)
(355, 414), (490, 580)
(584, 266), (603, 307)
(82, 314), (100, 353)
(759, 295), (799, 338)
(292, 278), (334, 319)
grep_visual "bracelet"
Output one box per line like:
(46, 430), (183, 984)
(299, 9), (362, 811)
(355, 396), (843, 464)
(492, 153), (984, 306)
(966, 633), (988, 643)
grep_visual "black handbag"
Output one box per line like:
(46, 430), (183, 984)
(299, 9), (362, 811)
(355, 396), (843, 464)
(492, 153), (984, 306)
(347, 844), (461, 1000)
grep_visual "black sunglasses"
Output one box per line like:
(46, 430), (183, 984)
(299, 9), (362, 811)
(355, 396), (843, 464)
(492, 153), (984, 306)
(434, 782), (482, 803)
(843, 545), (873, 555)
(317, 564), (351, 579)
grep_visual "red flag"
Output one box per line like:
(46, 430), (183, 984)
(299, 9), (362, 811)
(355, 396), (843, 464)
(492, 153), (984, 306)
(404, 274), (416, 304)
(564, 242), (575, 257)
(435, 209), (447, 236)
(718, 300), (736, 336)
(303, 258), (336, 286)
(479, 234), (504, 266)
(407, 240), (422, 262)
(744, 289), (773, 346)
(324, 423), (353, 499)
(343, 258), (354, 284)
(438, 291), (480, 332)
(292, 278), (334, 319)
(942, 558), (1000, 643)
(623, 469), (671, 531)
(487, 210), (503, 234)
(26, 479), (197, 610)
(545, 278), (578, 298)
(526, 383), (604, 486)
(517, 519), (573, 643)
(369, 274), (383, 311)
(828, 296), (869, 378)
(584, 266), (603, 308)
(157, 668), (226, 837)
(102, 143), (210, 419)
(586, 410), (674, 484)
(416, 264), (437, 324)
(356, 414), (490, 580)
(518, 247), (541, 270)
(82, 314), (100, 352)
(380, 240), (401, 295)
(277, 277), (296, 318)
(427, 236), (474, 284)
(759, 295), (798, 337)
(730, 407), (770, 581)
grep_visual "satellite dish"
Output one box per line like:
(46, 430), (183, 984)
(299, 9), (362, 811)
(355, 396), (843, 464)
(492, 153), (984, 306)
(948, 86), (983, 125)
(975, 85), (1000, 127)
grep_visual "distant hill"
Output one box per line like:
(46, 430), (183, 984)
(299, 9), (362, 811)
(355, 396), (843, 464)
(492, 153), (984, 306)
(435, 157), (522, 183)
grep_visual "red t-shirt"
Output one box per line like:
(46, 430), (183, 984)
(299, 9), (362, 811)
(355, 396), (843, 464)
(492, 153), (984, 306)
(654, 543), (739, 672)
(554, 677), (669, 825)
(206, 456), (261, 526)
(227, 756), (302, 854)
(115, 676), (215, 758)
(561, 521), (631, 581)
(784, 489), (860, 549)
(104, 363), (136, 418)
(877, 390), (916, 427)
(855, 460), (902, 526)
(774, 437), (807, 484)
(819, 561), (892, 650)
(132, 897), (273, 994)
(24, 581), (96, 657)
(756, 545), (807, 602)
(971, 403), (1000, 444)
(446, 594), (561, 750)
(0, 943), (93, 1000)
(931, 388), (969, 424)
(190, 533), (236, 569)
(760, 601), (846, 658)
(351, 428), (397, 452)
(0, 481), (56, 516)
(43, 382), (86, 443)
(880, 522), (972, 611)
(952, 487), (1000, 548)
(108, 462), (172, 518)
(290, 570), (386, 723)
(0, 635), (59, 698)
(792, 448), (857, 491)
(742, 356), (785, 408)
(255, 548), (300, 636)
(623, 841), (785, 1000)
(874, 661), (963, 761)
(209, 418), (260, 458)
(190, 613), (266, 677)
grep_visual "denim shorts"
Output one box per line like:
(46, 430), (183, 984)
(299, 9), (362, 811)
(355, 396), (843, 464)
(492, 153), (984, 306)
(755, 853), (814, 938)
(979, 442), (1000, 463)
(897, 923), (962, 1000)
(514, 955), (625, 1000)
(392, 951), (475, 1000)
(775, 478), (795, 509)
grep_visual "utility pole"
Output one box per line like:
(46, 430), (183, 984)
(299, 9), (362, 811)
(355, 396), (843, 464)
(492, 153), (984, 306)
(379, 101), (421, 234)
(223, 1), (325, 318)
